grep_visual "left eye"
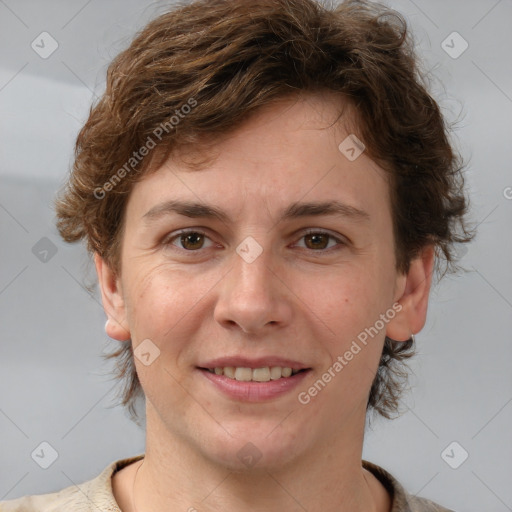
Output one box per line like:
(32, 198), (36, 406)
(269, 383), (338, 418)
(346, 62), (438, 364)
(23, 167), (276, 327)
(163, 229), (344, 252)
(295, 230), (344, 251)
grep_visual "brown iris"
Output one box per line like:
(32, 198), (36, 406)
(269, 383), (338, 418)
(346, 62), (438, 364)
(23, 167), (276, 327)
(304, 233), (329, 250)
(180, 232), (205, 250)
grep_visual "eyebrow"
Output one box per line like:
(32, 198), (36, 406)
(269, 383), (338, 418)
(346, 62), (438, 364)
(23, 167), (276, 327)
(142, 199), (370, 225)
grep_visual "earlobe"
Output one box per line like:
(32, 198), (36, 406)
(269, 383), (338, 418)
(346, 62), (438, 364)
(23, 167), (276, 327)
(104, 317), (131, 341)
(94, 252), (131, 342)
(386, 245), (435, 342)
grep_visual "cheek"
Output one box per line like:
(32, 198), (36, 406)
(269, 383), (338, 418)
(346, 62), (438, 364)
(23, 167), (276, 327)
(124, 263), (191, 330)
(307, 267), (387, 345)
(123, 263), (217, 362)
(309, 278), (386, 401)
(124, 266), (203, 411)
(303, 265), (393, 399)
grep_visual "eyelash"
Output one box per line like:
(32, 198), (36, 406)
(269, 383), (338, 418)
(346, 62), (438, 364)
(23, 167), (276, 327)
(162, 228), (346, 254)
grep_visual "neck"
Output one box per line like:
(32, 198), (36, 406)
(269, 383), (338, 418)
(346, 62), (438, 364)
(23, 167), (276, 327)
(125, 407), (388, 512)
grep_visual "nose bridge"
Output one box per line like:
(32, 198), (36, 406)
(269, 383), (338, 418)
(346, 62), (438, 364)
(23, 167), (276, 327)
(214, 233), (289, 332)
(231, 234), (274, 301)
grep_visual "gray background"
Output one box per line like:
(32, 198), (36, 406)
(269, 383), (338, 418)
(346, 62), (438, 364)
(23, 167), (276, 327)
(0, 0), (511, 510)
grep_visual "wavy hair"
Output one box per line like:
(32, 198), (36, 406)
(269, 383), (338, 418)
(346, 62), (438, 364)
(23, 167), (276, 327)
(54, 0), (473, 420)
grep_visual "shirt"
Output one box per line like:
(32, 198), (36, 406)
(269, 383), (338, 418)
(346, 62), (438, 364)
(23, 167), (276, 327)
(0, 455), (454, 511)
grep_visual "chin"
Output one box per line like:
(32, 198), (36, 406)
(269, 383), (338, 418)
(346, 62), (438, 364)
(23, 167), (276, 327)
(200, 419), (307, 472)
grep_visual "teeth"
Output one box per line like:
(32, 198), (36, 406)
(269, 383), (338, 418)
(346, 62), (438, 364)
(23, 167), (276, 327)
(234, 367), (252, 381)
(207, 366), (301, 382)
(252, 367), (270, 382)
(270, 366), (282, 380)
(224, 366), (235, 378)
(281, 367), (292, 377)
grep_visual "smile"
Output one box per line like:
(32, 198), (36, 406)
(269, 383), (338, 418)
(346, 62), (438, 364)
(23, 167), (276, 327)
(197, 366), (312, 402)
(203, 366), (305, 382)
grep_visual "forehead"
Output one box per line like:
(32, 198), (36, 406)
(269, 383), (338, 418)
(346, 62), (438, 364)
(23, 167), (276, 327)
(126, 91), (390, 223)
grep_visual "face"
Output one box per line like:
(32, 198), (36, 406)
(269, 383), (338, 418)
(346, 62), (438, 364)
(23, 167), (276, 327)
(97, 92), (433, 471)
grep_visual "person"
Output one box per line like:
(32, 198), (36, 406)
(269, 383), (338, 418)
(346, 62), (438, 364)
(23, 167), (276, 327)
(1, 0), (472, 510)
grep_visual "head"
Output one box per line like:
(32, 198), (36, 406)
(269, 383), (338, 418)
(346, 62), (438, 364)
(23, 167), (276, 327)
(54, 0), (471, 463)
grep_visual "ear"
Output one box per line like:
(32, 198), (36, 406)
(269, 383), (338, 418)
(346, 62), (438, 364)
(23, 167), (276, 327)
(386, 245), (435, 342)
(94, 252), (130, 342)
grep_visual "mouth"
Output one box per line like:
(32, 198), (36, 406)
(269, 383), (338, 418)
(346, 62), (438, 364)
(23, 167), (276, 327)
(198, 366), (309, 382)
(196, 364), (312, 402)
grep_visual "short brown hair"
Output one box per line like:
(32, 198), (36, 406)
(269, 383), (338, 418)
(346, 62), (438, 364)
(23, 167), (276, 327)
(54, 0), (473, 420)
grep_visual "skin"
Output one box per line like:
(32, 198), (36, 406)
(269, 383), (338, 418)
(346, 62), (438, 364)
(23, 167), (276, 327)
(95, 91), (434, 512)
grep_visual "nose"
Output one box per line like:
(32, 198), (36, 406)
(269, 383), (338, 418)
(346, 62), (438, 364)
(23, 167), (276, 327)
(213, 240), (293, 335)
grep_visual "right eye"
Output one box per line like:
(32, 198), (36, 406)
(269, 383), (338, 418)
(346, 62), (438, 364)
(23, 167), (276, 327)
(162, 229), (216, 252)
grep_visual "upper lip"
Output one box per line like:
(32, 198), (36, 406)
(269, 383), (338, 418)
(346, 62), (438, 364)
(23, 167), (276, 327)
(198, 356), (310, 370)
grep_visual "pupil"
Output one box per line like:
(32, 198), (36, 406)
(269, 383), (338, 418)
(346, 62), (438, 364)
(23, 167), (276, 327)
(307, 234), (327, 249)
(183, 233), (203, 249)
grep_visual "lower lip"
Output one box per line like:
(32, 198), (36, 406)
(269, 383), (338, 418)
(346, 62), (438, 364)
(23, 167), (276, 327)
(197, 368), (311, 402)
